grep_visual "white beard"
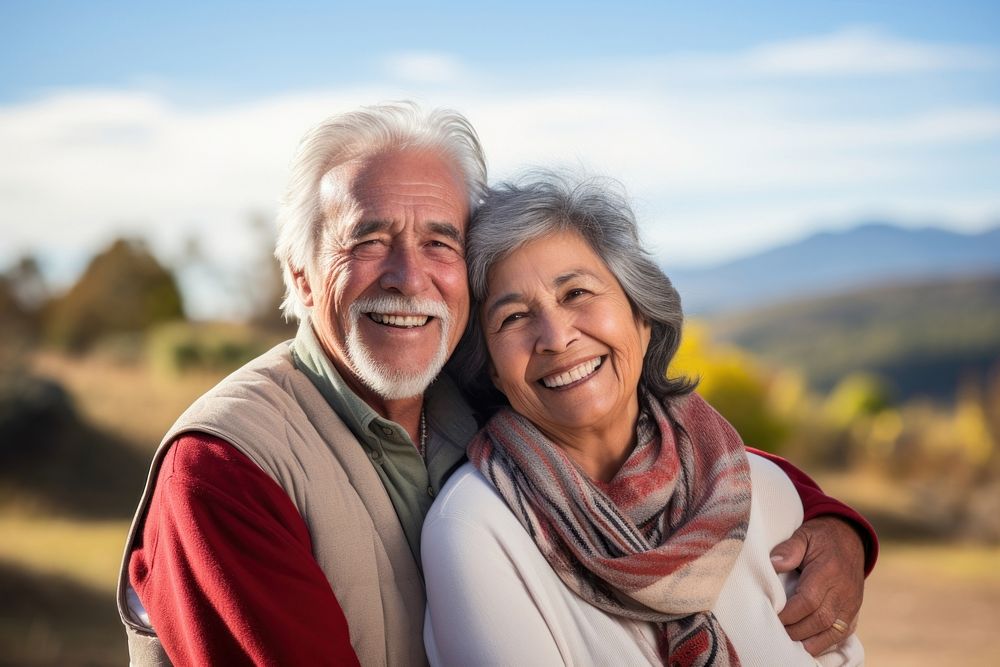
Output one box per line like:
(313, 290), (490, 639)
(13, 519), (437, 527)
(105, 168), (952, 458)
(345, 296), (452, 400)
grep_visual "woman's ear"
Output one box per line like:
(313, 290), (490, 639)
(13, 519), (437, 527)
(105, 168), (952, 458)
(636, 313), (653, 356)
(293, 269), (315, 307)
(488, 361), (505, 395)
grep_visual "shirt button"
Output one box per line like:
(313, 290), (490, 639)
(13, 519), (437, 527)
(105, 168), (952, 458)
(427, 486), (436, 498)
(381, 426), (393, 436)
(369, 449), (383, 461)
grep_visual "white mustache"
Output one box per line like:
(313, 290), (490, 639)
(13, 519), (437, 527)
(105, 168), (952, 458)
(350, 296), (450, 321)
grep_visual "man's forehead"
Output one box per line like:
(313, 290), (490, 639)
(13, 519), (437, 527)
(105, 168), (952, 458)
(322, 151), (468, 207)
(320, 161), (468, 241)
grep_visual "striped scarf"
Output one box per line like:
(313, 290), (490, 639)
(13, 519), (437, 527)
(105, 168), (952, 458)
(467, 390), (752, 666)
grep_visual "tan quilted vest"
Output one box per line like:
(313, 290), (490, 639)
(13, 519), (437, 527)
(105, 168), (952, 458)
(116, 342), (427, 666)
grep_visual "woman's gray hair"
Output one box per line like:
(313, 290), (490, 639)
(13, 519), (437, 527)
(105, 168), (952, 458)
(274, 101), (487, 321)
(453, 170), (695, 409)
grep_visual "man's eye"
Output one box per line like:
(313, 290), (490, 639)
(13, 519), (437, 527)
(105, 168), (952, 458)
(352, 239), (386, 257)
(566, 288), (588, 300)
(425, 239), (464, 263)
(427, 239), (459, 252)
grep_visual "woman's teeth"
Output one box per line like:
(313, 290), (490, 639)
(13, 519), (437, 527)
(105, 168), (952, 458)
(542, 357), (603, 388)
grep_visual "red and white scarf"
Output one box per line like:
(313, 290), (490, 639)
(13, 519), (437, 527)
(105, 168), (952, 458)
(467, 391), (752, 666)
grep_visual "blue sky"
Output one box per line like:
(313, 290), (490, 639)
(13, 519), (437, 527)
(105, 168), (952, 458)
(2, 1), (998, 316)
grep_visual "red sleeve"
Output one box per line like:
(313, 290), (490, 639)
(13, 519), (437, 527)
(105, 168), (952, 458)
(747, 447), (879, 576)
(128, 433), (361, 666)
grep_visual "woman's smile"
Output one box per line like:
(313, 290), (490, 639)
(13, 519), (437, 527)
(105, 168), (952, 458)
(539, 355), (605, 389)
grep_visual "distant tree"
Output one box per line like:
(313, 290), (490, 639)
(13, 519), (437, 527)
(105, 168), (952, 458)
(244, 213), (293, 332)
(0, 255), (48, 345)
(45, 238), (184, 352)
(6, 255), (48, 310)
(0, 276), (31, 343)
(670, 322), (789, 453)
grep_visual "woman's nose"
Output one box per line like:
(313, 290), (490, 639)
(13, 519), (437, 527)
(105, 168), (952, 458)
(534, 309), (577, 354)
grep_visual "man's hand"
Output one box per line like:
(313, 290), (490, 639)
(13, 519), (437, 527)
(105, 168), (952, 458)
(770, 516), (865, 656)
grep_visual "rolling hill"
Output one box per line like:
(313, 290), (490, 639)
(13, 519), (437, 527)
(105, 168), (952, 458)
(707, 273), (1000, 402)
(670, 223), (1000, 315)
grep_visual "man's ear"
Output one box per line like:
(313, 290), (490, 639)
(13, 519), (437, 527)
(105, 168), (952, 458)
(292, 269), (315, 307)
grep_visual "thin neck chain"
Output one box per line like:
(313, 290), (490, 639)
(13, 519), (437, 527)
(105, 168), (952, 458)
(419, 409), (427, 459)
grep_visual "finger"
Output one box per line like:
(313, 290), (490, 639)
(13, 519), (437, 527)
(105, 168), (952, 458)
(777, 566), (828, 627)
(770, 528), (807, 574)
(777, 588), (815, 627)
(801, 625), (842, 656)
(801, 616), (856, 656)
(781, 589), (837, 641)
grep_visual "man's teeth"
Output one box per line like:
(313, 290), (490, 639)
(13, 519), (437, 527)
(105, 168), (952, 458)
(368, 313), (429, 328)
(542, 357), (603, 388)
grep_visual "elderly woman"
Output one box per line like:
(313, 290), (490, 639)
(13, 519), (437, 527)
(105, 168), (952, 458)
(421, 173), (865, 666)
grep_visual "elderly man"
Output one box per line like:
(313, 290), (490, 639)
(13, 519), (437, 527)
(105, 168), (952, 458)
(117, 103), (876, 665)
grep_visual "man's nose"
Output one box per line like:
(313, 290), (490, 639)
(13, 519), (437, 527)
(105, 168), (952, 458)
(535, 309), (578, 354)
(379, 243), (431, 295)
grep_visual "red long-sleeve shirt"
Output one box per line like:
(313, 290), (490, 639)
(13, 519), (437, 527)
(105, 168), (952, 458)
(129, 434), (361, 666)
(129, 434), (877, 665)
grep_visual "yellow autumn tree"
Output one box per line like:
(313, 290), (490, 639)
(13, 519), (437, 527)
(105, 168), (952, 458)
(670, 321), (789, 453)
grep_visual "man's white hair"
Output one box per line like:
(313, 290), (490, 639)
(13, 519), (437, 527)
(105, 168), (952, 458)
(274, 101), (488, 321)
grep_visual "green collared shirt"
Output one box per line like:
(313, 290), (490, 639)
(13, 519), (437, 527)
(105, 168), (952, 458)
(290, 321), (477, 564)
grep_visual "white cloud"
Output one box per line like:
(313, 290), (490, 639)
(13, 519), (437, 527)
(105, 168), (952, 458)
(2, 29), (997, 317)
(743, 26), (998, 76)
(382, 52), (467, 84)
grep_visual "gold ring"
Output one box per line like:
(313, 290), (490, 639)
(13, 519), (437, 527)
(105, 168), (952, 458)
(831, 619), (849, 634)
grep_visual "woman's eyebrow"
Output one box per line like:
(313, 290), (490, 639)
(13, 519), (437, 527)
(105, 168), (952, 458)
(553, 269), (603, 287)
(553, 270), (584, 287)
(485, 292), (524, 319)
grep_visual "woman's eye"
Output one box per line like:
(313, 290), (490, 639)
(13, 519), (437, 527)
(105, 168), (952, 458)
(566, 288), (588, 300)
(499, 312), (526, 328)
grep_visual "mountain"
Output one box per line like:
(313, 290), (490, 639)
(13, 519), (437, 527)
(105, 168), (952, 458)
(669, 223), (1000, 315)
(707, 273), (1000, 402)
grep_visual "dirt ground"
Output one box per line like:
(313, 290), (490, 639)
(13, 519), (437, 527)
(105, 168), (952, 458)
(858, 543), (1000, 666)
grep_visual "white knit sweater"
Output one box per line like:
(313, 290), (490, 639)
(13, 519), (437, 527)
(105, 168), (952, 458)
(422, 454), (863, 667)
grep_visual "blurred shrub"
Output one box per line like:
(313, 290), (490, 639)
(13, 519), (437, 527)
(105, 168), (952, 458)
(45, 238), (183, 352)
(0, 369), (75, 461)
(146, 321), (282, 376)
(670, 323), (1000, 537)
(824, 373), (891, 427)
(0, 353), (153, 517)
(671, 321), (789, 453)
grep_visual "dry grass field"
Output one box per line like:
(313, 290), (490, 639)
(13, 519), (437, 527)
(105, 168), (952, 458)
(2, 352), (998, 665)
(859, 544), (1000, 665)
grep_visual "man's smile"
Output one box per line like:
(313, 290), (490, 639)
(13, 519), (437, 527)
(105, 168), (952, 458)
(366, 312), (432, 328)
